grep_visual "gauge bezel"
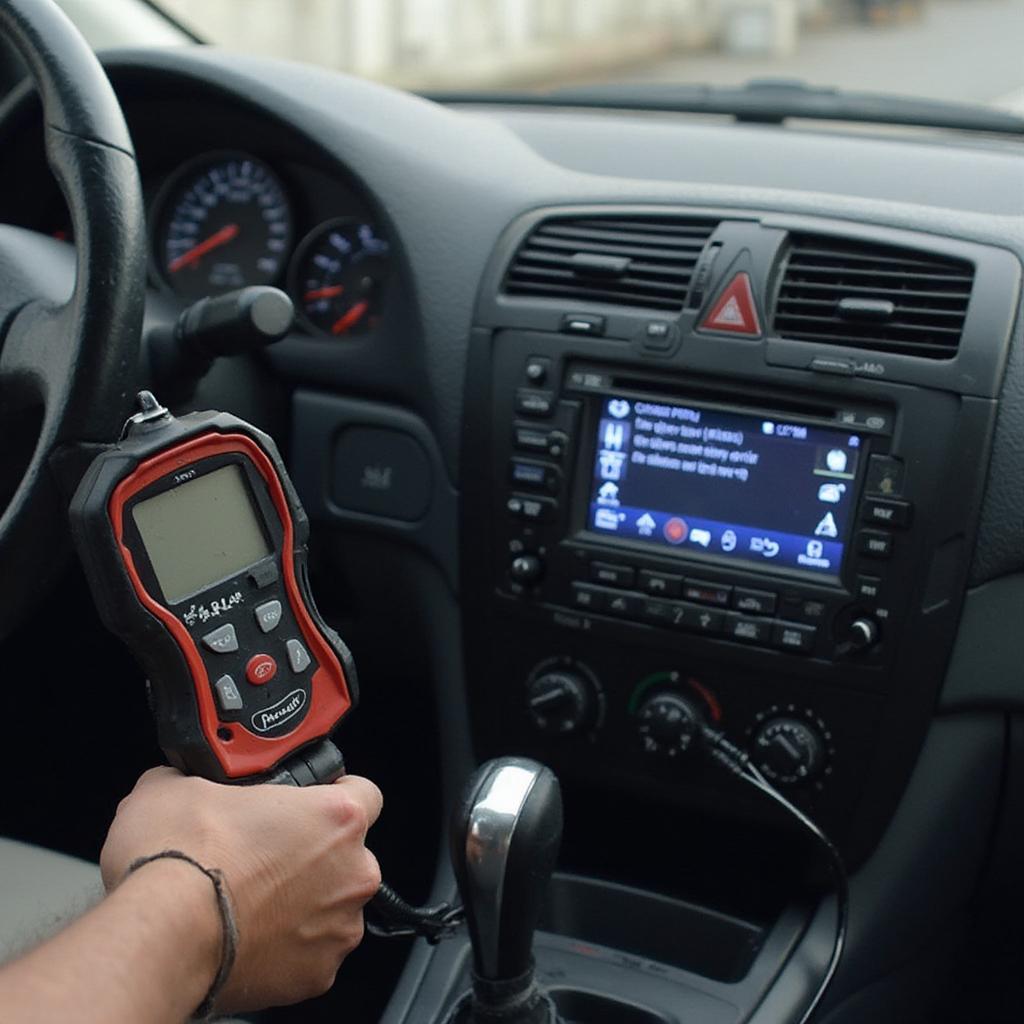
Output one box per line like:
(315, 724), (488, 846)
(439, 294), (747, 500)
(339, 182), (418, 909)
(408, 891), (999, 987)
(149, 149), (295, 301)
(286, 215), (391, 338)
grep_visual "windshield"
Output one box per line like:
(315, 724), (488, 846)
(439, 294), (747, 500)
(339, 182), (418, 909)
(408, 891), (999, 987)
(148, 0), (1022, 116)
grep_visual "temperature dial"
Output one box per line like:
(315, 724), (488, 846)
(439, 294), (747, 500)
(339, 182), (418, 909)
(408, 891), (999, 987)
(751, 718), (825, 785)
(527, 670), (594, 736)
(636, 693), (702, 759)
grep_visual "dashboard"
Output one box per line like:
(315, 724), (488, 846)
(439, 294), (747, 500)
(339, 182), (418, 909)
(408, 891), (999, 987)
(3, 42), (1024, 1024)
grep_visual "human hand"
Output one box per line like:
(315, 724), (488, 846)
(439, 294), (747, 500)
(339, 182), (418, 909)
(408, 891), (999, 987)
(100, 766), (383, 1012)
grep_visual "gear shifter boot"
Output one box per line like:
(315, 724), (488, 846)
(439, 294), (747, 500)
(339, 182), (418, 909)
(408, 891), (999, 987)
(450, 757), (563, 1023)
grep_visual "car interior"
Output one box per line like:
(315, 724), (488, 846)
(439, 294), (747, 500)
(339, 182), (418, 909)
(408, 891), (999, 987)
(1, 1), (1023, 1022)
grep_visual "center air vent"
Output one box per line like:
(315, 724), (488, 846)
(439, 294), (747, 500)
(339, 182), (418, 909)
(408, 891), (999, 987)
(504, 216), (719, 311)
(773, 234), (974, 359)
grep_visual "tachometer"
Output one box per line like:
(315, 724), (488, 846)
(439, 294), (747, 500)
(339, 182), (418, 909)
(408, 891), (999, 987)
(154, 152), (293, 301)
(289, 218), (390, 337)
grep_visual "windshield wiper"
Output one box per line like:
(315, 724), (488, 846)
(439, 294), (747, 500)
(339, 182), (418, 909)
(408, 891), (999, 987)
(425, 79), (1024, 136)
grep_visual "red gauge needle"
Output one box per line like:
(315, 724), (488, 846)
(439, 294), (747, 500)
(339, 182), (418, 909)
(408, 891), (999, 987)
(168, 222), (240, 273)
(304, 285), (345, 302)
(331, 300), (369, 335)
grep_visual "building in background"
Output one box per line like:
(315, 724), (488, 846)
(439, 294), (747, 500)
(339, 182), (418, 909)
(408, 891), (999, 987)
(156, 0), (869, 90)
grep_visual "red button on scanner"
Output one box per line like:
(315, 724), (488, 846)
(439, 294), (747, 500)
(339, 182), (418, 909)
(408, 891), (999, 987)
(246, 653), (277, 685)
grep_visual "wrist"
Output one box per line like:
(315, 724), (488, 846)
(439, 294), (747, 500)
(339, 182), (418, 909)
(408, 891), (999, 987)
(118, 857), (223, 1008)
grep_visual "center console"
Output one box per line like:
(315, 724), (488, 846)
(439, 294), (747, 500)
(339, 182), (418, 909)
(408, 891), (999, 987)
(400, 205), (1021, 1024)
(459, 208), (1018, 869)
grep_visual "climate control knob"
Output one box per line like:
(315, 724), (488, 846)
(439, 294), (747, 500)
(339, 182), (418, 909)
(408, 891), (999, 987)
(751, 717), (825, 785)
(527, 670), (594, 736)
(635, 693), (703, 759)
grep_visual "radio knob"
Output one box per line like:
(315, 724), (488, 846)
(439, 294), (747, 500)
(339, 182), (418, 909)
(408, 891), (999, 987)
(848, 617), (879, 650)
(635, 693), (702, 759)
(751, 718), (825, 785)
(509, 553), (544, 587)
(527, 670), (594, 736)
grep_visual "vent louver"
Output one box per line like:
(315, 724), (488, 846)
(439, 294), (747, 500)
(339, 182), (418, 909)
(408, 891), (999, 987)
(773, 234), (974, 360)
(504, 216), (719, 311)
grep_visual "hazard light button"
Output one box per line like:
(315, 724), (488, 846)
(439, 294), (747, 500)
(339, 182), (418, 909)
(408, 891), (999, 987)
(698, 272), (761, 336)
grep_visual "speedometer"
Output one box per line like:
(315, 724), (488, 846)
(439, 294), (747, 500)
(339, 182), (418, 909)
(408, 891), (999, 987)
(153, 152), (293, 301)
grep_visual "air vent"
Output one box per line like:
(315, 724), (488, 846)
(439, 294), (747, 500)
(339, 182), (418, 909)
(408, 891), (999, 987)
(504, 216), (719, 311)
(773, 234), (974, 359)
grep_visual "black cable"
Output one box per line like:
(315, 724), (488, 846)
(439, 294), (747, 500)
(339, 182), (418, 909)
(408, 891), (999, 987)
(702, 726), (849, 1024)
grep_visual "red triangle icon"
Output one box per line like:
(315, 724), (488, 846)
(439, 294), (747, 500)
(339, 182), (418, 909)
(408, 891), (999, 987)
(699, 272), (761, 336)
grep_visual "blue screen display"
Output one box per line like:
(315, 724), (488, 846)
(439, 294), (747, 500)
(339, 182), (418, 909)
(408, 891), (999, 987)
(587, 396), (862, 576)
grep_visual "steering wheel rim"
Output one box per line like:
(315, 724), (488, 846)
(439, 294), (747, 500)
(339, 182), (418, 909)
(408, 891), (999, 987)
(0, 0), (145, 639)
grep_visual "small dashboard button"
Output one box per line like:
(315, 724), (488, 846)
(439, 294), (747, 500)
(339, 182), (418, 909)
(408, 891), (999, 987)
(639, 570), (683, 598)
(729, 616), (772, 644)
(515, 388), (555, 417)
(858, 530), (894, 559)
(683, 580), (732, 607)
(571, 584), (606, 612)
(732, 588), (777, 615)
(862, 498), (912, 528)
(590, 562), (636, 588)
(772, 621), (817, 653)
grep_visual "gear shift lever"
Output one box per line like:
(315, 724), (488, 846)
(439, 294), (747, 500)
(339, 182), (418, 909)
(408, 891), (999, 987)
(450, 757), (563, 1023)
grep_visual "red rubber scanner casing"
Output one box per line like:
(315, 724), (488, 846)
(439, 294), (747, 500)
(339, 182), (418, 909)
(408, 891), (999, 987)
(70, 409), (357, 782)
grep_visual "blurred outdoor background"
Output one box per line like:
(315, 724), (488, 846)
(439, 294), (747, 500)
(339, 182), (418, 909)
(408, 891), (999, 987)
(149, 0), (1024, 110)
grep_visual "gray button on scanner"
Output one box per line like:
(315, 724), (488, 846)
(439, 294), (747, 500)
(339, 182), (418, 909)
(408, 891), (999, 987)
(286, 639), (311, 673)
(255, 600), (283, 633)
(214, 675), (243, 712)
(202, 623), (238, 654)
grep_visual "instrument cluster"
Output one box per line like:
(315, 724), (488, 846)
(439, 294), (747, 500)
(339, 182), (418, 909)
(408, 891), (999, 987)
(149, 149), (391, 339)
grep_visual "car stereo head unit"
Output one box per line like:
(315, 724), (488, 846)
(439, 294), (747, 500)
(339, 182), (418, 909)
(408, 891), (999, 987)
(499, 360), (905, 664)
(583, 393), (864, 579)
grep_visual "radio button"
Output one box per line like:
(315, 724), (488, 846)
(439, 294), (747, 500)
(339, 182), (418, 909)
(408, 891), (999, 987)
(858, 530), (894, 559)
(202, 623), (238, 654)
(733, 588), (777, 616)
(509, 460), (560, 492)
(683, 580), (732, 607)
(640, 570), (683, 598)
(773, 621), (817, 653)
(572, 585), (606, 612)
(679, 603), (725, 635)
(506, 494), (557, 522)
(214, 674), (243, 713)
(729, 616), (772, 645)
(514, 427), (568, 459)
(254, 600), (283, 634)
(606, 593), (641, 617)
(640, 599), (675, 626)
(865, 455), (905, 497)
(590, 562), (635, 588)
(855, 575), (884, 602)
(524, 358), (549, 385)
(285, 639), (312, 674)
(246, 654), (278, 686)
(862, 498), (912, 528)
(515, 388), (555, 417)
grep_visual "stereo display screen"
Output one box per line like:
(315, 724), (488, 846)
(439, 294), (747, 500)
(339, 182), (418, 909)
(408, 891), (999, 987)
(586, 396), (862, 576)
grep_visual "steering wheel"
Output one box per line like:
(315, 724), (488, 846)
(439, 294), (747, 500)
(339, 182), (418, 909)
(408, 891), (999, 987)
(0, 0), (144, 639)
